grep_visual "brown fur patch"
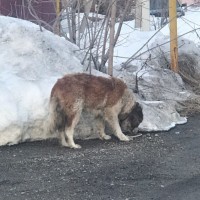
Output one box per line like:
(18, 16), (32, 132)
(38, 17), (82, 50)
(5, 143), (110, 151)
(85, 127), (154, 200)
(51, 73), (127, 109)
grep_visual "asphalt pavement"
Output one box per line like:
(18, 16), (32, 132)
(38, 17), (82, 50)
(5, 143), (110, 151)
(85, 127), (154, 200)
(0, 114), (200, 200)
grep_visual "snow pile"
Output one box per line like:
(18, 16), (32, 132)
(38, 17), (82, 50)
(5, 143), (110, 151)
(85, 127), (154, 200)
(140, 101), (186, 132)
(0, 16), (84, 145)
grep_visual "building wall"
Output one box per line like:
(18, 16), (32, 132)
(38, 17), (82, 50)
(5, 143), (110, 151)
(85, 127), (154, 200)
(0, 0), (56, 31)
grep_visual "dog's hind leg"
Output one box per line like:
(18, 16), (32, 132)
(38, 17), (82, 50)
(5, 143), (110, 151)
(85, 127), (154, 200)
(59, 131), (70, 147)
(95, 116), (111, 140)
(64, 112), (82, 149)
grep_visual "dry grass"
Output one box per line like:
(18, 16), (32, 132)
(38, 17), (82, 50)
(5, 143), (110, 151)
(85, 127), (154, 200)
(177, 53), (200, 115)
(177, 96), (200, 116)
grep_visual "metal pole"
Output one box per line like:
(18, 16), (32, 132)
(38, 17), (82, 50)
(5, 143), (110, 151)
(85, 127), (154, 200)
(169, 0), (179, 73)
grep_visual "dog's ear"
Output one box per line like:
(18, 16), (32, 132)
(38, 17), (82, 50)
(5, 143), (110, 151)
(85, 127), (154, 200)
(135, 102), (139, 107)
(119, 102), (140, 122)
(134, 102), (143, 121)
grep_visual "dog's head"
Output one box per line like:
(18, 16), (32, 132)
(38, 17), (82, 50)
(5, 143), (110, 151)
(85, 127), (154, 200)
(119, 102), (143, 134)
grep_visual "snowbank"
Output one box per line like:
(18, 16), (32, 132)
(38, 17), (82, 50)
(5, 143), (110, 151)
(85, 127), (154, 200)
(0, 15), (192, 146)
(0, 16), (84, 145)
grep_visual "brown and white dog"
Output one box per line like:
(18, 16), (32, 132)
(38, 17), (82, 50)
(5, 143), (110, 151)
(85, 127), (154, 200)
(48, 73), (143, 148)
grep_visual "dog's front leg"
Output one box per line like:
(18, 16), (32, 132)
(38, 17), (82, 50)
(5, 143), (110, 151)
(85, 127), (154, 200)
(95, 116), (111, 140)
(105, 110), (130, 142)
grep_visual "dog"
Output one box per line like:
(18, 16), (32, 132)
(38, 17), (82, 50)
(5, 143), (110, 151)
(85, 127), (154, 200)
(48, 73), (143, 148)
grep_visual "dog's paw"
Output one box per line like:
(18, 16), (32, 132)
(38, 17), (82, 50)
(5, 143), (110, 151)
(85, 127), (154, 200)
(65, 143), (82, 149)
(119, 135), (130, 142)
(99, 133), (111, 140)
(71, 144), (82, 149)
(103, 135), (112, 140)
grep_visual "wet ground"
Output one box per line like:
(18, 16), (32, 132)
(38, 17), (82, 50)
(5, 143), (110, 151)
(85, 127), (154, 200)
(0, 114), (200, 200)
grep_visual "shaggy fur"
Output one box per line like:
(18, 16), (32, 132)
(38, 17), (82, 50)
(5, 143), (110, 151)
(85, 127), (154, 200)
(48, 73), (143, 148)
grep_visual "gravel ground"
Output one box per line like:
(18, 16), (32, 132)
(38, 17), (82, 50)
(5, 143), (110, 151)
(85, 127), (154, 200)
(0, 114), (200, 200)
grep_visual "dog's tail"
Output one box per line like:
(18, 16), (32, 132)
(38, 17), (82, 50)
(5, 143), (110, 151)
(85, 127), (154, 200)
(44, 97), (67, 137)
